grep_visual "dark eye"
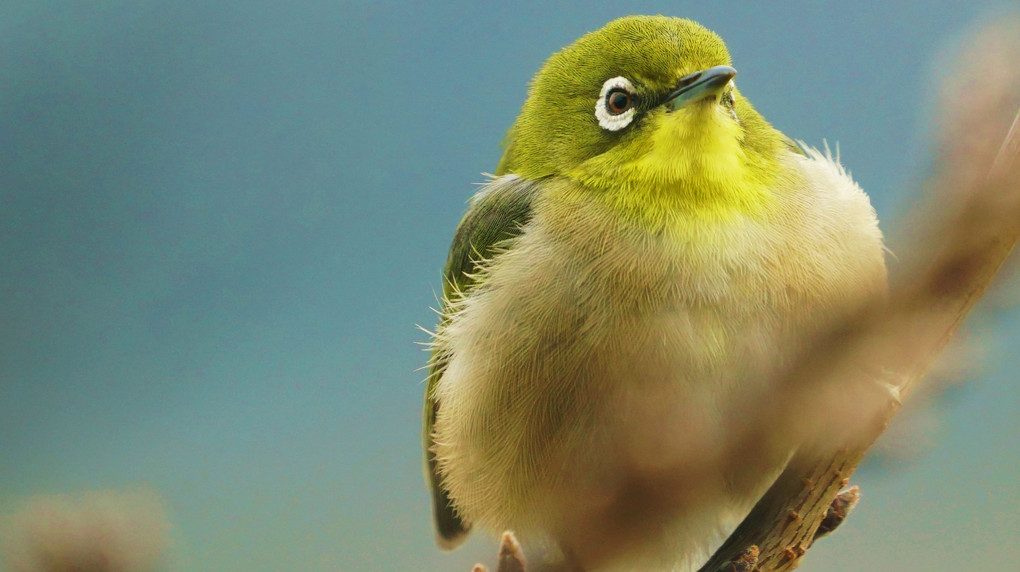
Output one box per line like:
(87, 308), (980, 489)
(606, 89), (634, 115)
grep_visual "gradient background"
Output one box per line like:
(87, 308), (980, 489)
(1, 1), (1018, 570)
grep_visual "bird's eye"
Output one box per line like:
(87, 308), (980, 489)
(606, 89), (633, 115)
(596, 76), (637, 131)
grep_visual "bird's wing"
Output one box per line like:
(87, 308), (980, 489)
(424, 174), (541, 549)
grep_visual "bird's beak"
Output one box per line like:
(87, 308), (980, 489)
(664, 65), (737, 111)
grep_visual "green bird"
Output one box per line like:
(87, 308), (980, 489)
(424, 15), (886, 571)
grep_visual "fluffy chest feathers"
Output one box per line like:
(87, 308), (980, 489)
(430, 148), (885, 569)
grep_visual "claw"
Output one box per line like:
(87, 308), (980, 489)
(497, 531), (526, 572)
(814, 485), (861, 540)
(717, 545), (759, 572)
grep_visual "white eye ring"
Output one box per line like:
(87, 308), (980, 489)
(595, 76), (636, 131)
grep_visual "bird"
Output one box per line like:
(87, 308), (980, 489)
(423, 15), (886, 572)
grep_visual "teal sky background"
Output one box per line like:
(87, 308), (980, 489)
(1, 1), (1018, 570)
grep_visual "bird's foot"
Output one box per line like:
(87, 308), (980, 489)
(471, 531), (527, 572)
(813, 485), (861, 540)
(716, 545), (759, 572)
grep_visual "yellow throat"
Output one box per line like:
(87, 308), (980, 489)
(565, 101), (787, 232)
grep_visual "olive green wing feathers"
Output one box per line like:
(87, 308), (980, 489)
(423, 175), (541, 549)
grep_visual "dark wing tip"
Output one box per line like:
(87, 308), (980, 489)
(426, 174), (539, 552)
(435, 515), (472, 550)
(433, 481), (471, 550)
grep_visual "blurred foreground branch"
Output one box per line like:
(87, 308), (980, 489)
(469, 17), (1020, 572)
(0, 488), (172, 572)
(697, 18), (1020, 572)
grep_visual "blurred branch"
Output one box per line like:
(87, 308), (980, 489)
(1, 488), (172, 572)
(699, 17), (1020, 572)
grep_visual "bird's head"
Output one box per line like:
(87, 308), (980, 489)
(495, 16), (794, 229)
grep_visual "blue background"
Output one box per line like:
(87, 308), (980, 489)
(1, 1), (1017, 570)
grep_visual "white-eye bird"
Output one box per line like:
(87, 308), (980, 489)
(424, 15), (886, 572)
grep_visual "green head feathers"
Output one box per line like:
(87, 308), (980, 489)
(495, 16), (792, 227)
